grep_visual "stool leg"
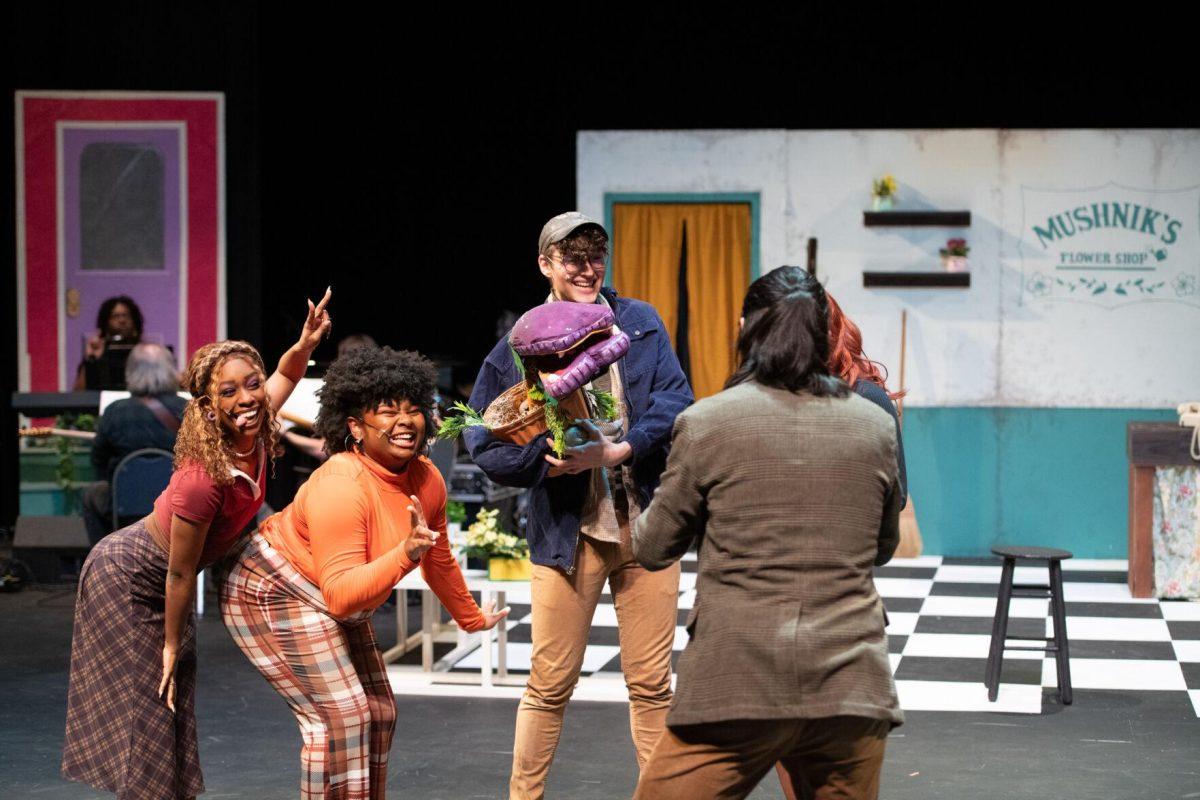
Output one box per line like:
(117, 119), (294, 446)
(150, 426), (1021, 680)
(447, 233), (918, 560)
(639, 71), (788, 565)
(985, 557), (1016, 701)
(1049, 560), (1072, 705)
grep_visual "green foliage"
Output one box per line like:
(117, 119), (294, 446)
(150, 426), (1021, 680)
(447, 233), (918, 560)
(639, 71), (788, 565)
(509, 343), (526, 380)
(436, 402), (488, 440)
(446, 500), (467, 525)
(587, 389), (618, 422)
(52, 413), (96, 512)
(523, 383), (567, 456)
(542, 397), (567, 457)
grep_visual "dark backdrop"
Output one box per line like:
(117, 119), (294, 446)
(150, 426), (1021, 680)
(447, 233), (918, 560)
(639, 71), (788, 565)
(5, 4), (1198, 525)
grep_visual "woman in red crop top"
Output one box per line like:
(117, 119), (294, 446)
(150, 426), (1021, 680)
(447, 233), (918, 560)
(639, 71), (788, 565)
(220, 345), (508, 800)
(62, 291), (332, 800)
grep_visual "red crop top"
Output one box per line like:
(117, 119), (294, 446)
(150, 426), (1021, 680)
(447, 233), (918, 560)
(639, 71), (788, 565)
(152, 452), (266, 568)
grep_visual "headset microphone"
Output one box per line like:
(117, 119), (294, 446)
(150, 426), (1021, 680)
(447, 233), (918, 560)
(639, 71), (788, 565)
(361, 420), (392, 440)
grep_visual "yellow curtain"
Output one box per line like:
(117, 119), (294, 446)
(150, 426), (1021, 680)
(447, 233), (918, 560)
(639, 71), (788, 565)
(611, 204), (687, 347)
(611, 203), (751, 399)
(683, 204), (751, 400)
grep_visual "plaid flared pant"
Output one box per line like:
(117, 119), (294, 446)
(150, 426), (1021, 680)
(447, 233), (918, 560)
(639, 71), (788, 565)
(220, 532), (396, 800)
(62, 520), (205, 800)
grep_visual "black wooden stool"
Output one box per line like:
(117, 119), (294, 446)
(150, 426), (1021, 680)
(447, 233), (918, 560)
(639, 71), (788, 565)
(984, 545), (1073, 705)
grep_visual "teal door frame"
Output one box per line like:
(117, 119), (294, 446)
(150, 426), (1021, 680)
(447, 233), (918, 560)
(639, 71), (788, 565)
(602, 192), (762, 287)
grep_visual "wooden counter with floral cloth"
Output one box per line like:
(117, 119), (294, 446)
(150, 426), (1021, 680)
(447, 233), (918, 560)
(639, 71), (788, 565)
(1127, 422), (1200, 598)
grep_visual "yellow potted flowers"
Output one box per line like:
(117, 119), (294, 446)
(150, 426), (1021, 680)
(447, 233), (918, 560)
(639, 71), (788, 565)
(871, 174), (898, 210)
(462, 508), (532, 581)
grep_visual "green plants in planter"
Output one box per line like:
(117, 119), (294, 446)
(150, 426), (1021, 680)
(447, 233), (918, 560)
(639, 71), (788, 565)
(461, 508), (531, 581)
(53, 413), (96, 512)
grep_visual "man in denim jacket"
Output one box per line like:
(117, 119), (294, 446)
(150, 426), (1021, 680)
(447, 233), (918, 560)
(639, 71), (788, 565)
(465, 212), (693, 799)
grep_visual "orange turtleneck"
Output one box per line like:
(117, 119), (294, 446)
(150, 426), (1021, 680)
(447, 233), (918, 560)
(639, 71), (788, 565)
(260, 451), (485, 629)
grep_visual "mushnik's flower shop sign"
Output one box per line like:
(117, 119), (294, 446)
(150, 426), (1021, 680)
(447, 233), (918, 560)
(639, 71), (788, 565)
(1020, 184), (1200, 308)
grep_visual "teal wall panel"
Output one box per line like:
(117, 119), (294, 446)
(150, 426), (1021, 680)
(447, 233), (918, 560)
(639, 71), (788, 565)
(902, 407), (1177, 558)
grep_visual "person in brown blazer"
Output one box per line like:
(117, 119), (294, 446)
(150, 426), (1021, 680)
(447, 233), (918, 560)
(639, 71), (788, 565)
(631, 267), (904, 800)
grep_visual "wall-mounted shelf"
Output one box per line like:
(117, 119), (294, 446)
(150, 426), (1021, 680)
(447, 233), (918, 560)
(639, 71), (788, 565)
(863, 271), (970, 288)
(863, 210), (971, 227)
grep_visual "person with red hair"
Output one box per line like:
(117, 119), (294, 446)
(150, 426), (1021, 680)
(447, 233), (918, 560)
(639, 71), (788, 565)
(824, 289), (907, 508)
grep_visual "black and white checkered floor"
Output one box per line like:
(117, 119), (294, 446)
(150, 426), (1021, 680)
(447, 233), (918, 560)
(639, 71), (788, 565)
(386, 554), (1200, 716)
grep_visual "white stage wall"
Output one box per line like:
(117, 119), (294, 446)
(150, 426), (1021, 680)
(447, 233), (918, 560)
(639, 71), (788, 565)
(578, 129), (1200, 409)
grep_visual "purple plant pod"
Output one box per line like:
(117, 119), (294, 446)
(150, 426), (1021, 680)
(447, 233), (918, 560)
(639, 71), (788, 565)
(543, 330), (631, 399)
(509, 303), (616, 357)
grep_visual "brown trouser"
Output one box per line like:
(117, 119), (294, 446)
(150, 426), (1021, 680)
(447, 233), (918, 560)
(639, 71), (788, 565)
(634, 716), (891, 800)
(509, 535), (681, 800)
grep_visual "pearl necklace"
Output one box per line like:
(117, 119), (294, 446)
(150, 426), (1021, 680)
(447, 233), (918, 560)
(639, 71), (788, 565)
(232, 443), (256, 458)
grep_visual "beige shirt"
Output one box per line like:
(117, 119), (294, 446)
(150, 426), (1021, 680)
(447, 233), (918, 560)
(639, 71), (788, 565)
(577, 358), (642, 545)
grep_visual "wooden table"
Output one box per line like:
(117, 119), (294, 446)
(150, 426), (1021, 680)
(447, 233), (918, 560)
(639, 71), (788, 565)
(1126, 422), (1197, 597)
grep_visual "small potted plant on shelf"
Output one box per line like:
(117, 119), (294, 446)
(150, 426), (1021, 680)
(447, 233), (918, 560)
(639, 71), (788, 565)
(871, 174), (898, 210)
(446, 500), (467, 544)
(462, 508), (531, 581)
(939, 238), (970, 272)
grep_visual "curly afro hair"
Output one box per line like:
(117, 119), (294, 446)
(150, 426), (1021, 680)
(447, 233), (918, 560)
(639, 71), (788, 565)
(315, 346), (438, 456)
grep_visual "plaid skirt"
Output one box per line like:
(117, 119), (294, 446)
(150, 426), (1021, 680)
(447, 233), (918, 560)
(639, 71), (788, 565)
(220, 532), (395, 800)
(62, 519), (204, 799)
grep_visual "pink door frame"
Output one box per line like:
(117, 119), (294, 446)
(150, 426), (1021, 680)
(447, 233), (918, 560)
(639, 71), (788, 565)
(15, 91), (225, 391)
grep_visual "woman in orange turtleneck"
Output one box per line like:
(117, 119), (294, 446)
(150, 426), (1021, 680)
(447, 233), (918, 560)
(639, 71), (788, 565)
(219, 346), (508, 799)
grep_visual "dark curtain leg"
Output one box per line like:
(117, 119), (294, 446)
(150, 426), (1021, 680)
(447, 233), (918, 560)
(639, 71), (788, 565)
(675, 220), (691, 385)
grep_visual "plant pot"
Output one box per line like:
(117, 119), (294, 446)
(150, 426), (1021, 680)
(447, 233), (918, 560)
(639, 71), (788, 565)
(871, 196), (894, 211)
(488, 556), (532, 581)
(484, 382), (590, 446)
(941, 255), (968, 273)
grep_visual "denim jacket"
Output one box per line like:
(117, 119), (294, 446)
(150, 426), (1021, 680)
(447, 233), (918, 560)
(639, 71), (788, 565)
(465, 288), (694, 572)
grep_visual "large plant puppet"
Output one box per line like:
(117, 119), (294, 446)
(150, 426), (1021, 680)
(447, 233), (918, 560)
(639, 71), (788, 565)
(438, 302), (630, 457)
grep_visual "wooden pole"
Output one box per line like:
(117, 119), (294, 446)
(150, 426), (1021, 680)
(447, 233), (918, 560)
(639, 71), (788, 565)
(898, 309), (907, 425)
(895, 307), (922, 558)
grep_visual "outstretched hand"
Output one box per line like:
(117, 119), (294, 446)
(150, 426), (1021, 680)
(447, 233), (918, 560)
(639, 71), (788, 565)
(478, 598), (511, 631)
(296, 287), (332, 351)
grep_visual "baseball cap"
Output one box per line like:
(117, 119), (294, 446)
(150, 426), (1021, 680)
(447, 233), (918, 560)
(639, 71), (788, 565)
(538, 212), (607, 256)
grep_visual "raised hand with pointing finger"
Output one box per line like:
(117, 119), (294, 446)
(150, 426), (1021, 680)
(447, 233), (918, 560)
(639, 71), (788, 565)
(298, 286), (333, 351)
(266, 287), (333, 408)
(404, 494), (439, 562)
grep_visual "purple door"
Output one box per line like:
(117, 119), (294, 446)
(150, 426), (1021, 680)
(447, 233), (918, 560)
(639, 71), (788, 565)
(61, 125), (184, 383)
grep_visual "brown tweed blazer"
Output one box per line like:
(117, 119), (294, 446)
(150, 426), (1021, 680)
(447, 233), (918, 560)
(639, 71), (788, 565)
(632, 381), (903, 728)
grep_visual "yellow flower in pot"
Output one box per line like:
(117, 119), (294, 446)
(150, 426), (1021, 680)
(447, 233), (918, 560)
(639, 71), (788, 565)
(871, 174), (898, 210)
(463, 508), (531, 581)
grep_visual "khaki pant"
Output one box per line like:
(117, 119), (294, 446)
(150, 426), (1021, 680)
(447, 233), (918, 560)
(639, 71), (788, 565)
(509, 535), (681, 800)
(634, 716), (890, 800)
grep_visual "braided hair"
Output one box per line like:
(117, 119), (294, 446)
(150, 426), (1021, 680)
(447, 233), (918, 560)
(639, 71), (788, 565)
(174, 340), (281, 484)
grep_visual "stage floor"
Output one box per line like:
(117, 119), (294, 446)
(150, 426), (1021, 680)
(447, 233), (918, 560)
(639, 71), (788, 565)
(395, 554), (1200, 720)
(2, 557), (1198, 799)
